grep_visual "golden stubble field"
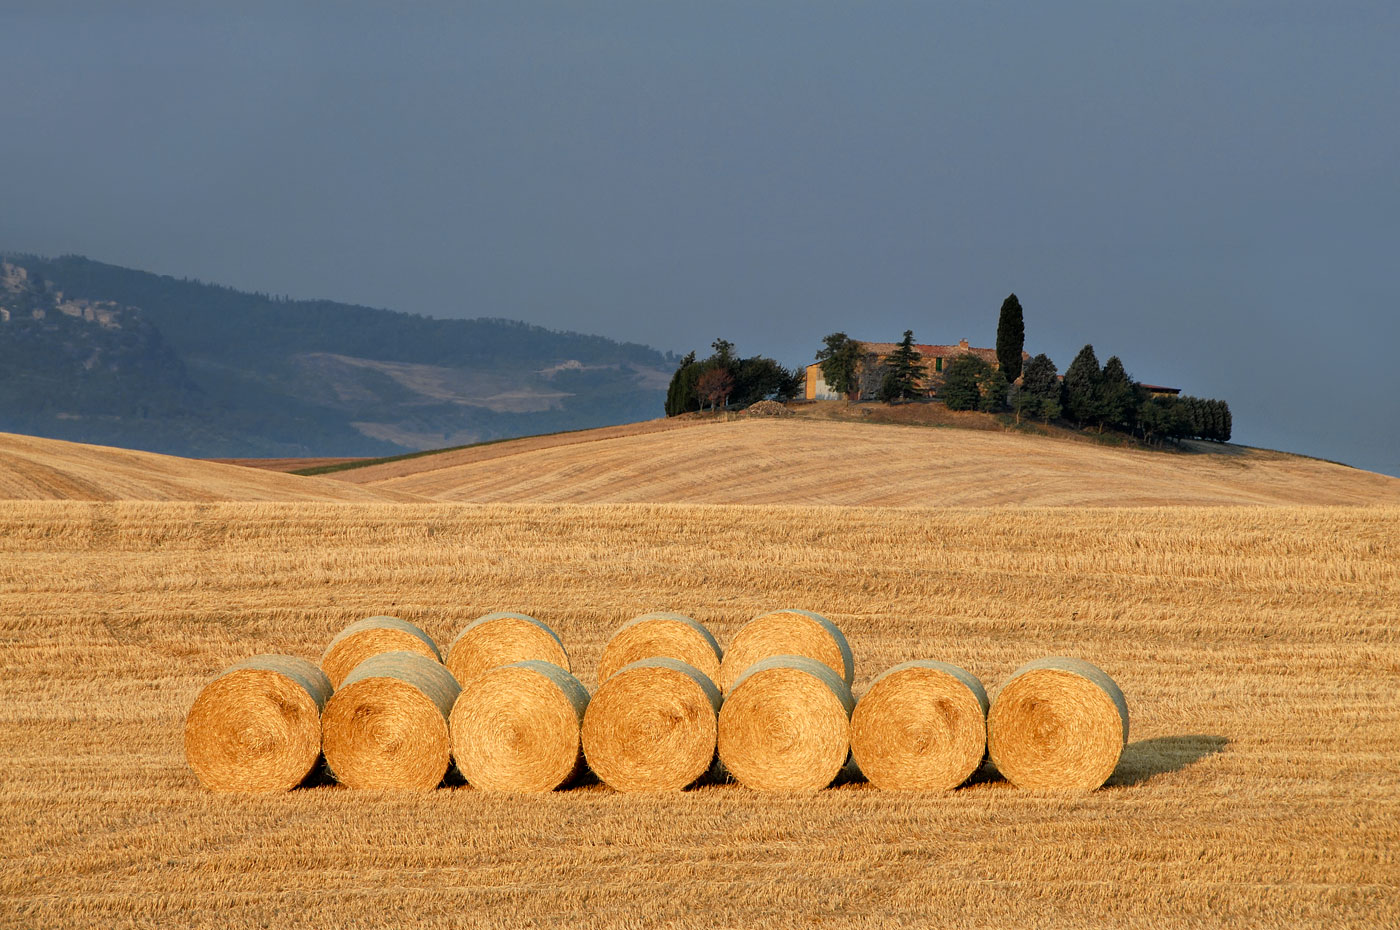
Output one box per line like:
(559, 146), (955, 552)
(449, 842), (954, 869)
(2, 501), (1397, 929)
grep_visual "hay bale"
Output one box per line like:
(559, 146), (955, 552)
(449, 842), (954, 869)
(445, 612), (570, 686)
(850, 660), (989, 790)
(987, 657), (1129, 790)
(596, 612), (722, 684)
(717, 654), (854, 791)
(717, 609), (854, 693)
(321, 616), (441, 689)
(450, 660), (590, 793)
(321, 651), (461, 789)
(184, 655), (332, 792)
(582, 658), (721, 792)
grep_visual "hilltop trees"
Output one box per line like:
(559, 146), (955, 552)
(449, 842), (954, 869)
(1063, 344), (1104, 428)
(664, 352), (699, 416)
(665, 340), (801, 415)
(942, 355), (994, 411)
(1100, 356), (1144, 433)
(815, 332), (864, 401)
(995, 294), (1025, 383)
(696, 367), (734, 412)
(879, 330), (924, 402)
(1012, 353), (1061, 423)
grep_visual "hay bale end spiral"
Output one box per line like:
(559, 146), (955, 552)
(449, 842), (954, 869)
(450, 660), (590, 793)
(850, 660), (988, 791)
(321, 616), (441, 689)
(446, 612), (570, 686)
(321, 651), (461, 789)
(596, 612), (722, 685)
(582, 658), (721, 792)
(717, 609), (854, 693)
(184, 655), (332, 792)
(987, 656), (1129, 791)
(717, 654), (854, 791)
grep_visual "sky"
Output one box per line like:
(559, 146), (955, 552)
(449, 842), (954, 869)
(3, 2), (1397, 475)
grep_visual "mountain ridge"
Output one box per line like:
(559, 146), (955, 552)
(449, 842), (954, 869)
(0, 254), (676, 457)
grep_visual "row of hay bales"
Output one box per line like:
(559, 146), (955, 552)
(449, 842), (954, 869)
(185, 609), (1129, 794)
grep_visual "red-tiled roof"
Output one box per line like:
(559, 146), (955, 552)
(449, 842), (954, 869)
(856, 341), (1023, 362)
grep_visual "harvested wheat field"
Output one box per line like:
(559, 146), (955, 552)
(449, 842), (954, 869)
(338, 418), (1400, 506)
(2, 500), (1398, 928)
(0, 431), (415, 502)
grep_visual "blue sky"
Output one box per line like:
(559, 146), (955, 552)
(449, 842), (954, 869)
(3, 3), (1397, 474)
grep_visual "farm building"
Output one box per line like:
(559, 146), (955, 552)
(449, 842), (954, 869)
(805, 338), (1026, 400)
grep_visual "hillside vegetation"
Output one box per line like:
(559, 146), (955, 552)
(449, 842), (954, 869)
(330, 416), (1400, 507)
(2, 502), (1396, 927)
(0, 255), (674, 457)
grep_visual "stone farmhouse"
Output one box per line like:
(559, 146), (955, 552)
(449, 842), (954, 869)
(804, 338), (1027, 400)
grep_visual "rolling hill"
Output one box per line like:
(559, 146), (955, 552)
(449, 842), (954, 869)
(322, 416), (1400, 507)
(0, 431), (413, 502)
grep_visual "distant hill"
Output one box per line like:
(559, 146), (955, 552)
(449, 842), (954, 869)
(0, 254), (676, 457)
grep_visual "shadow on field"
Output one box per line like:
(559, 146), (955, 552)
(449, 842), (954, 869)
(1106, 734), (1229, 787)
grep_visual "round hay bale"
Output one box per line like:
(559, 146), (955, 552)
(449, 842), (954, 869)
(717, 654), (854, 791)
(582, 658), (721, 792)
(445, 612), (570, 686)
(184, 655), (332, 792)
(987, 657), (1129, 791)
(321, 651), (461, 789)
(850, 660), (989, 791)
(717, 609), (854, 693)
(321, 616), (441, 689)
(596, 612), (722, 685)
(450, 660), (590, 793)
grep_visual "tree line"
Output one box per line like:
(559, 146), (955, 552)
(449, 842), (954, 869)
(667, 293), (1232, 447)
(664, 340), (803, 415)
(942, 344), (1230, 444)
(815, 294), (1229, 445)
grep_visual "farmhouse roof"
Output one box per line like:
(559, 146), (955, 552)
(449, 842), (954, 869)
(854, 339), (1023, 365)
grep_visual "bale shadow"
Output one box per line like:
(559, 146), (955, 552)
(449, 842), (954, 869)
(963, 735), (1228, 789)
(295, 755), (339, 790)
(1105, 734), (1229, 787)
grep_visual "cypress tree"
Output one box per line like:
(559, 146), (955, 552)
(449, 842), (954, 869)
(995, 293), (1025, 382)
(664, 351), (697, 416)
(1100, 356), (1138, 432)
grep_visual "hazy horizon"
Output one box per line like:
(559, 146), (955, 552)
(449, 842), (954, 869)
(3, 3), (1396, 476)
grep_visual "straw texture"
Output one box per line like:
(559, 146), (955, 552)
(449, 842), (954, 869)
(987, 656), (1129, 791)
(717, 609), (854, 692)
(183, 655), (333, 792)
(321, 651), (461, 789)
(582, 658), (722, 792)
(446, 612), (571, 685)
(595, 612), (722, 684)
(321, 616), (442, 688)
(717, 654), (854, 791)
(450, 660), (590, 792)
(850, 660), (989, 791)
